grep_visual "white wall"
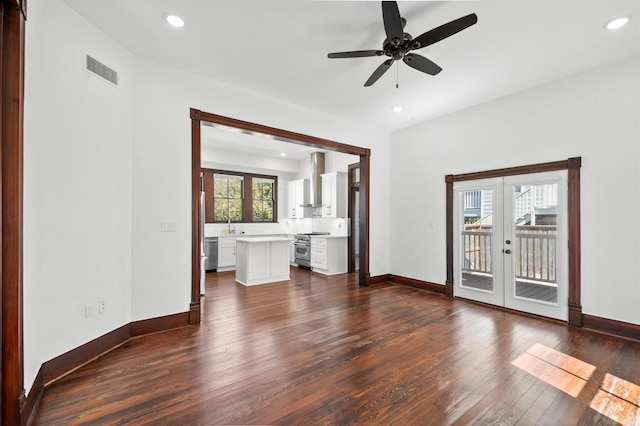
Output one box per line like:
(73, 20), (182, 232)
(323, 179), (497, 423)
(325, 151), (360, 175)
(24, 0), (134, 391)
(390, 56), (640, 325)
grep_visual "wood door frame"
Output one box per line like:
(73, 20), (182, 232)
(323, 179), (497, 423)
(2, 0), (27, 423)
(347, 162), (359, 273)
(190, 109), (372, 323)
(445, 157), (582, 326)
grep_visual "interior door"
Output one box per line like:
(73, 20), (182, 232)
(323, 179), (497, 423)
(454, 171), (568, 320)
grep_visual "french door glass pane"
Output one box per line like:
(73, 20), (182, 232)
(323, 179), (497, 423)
(512, 183), (558, 303)
(461, 189), (494, 292)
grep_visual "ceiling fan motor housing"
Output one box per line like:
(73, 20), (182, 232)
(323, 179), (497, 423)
(383, 31), (414, 60)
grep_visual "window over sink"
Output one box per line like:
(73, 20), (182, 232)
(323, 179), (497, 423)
(252, 177), (275, 222)
(213, 174), (244, 222)
(202, 168), (278, 223)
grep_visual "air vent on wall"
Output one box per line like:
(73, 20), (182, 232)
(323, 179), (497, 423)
(85, 54), (119, 86)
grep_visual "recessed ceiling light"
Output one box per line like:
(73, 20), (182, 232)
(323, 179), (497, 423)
(166, 15), (185, 28)
(392, 106), (402, 113)
(280, 152), (287, 157)
(605, 17), (629, 30)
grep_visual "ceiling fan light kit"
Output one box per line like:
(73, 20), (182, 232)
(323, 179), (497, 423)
(328, 1), (477, 87)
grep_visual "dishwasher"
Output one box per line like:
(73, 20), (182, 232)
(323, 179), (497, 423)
(204, 237), (218, 272)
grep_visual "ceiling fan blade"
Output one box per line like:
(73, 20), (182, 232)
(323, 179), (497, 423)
(403, 53), (442, 76)
(412, 13), (478, 49)
(382, 1), (403, 46)
(328, 50), (384, 59)
(364, 59), (394, 87)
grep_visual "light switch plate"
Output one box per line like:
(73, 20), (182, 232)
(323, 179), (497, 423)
(161, 221), (177, 232)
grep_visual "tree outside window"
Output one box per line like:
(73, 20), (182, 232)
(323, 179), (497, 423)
(252, 178), (274, 222)
(206, 170), (277, 223)
(214, 174), (243, 222)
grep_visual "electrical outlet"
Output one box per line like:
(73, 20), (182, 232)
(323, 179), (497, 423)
(161, 221), (177, 232)
(98, 300), (106, 314)
(85, 304), (95, 319)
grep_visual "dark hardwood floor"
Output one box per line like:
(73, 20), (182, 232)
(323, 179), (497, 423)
(34, 268), (640, 425)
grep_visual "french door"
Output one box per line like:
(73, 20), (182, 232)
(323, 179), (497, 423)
(453, 171), (568, 320)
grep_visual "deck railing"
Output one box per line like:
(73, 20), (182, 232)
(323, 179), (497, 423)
(462, 225), (557, 283)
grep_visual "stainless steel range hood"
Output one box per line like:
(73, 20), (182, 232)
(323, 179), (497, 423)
(301, 152), (325, 208)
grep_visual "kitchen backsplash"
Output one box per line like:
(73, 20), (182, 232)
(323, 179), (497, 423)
(205, 217), (349, 237)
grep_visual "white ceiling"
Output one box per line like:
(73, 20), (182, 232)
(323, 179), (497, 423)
(201, 122), (334, 161)
(60, 0), (639, 135)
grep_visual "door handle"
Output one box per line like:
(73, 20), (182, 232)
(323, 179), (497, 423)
(505, 240), (511, 245)
(504, 249), (512, 254)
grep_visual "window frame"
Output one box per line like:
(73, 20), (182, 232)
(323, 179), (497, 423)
(202, 168), (278, 224)
(212, 173), (245, 223)
(251, 177), (276, 222)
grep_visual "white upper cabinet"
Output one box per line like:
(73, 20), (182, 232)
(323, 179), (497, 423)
(321, 171), (347, 218)
(287, 179), (310, 219)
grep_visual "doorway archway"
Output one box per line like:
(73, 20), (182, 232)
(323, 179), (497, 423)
(189, 109), (371, 323)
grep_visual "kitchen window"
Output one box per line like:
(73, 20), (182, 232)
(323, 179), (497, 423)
(203, 169), (278, 223)
(252, 178), (275, 222)
(213, 174), (244, 222)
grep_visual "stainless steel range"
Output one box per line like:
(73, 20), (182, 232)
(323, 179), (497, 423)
(294, 232), (329, 267)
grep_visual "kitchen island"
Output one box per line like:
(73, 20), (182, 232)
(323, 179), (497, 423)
(235, 236), (293, 286)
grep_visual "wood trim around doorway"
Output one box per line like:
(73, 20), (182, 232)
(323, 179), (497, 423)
(347, 162), (359, 273)
(2, 1), (27, 424)
(190, 109), (373, 321)
(445, 158), (582, 326)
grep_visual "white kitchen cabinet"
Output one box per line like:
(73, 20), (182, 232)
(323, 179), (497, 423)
(218, 237), (237, 269)
(321, 172), (347, 218)
(310, 236), (347, 275)
(287, 179), (310, 219)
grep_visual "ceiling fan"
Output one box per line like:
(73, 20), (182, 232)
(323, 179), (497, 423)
(327, 1), (478, 87)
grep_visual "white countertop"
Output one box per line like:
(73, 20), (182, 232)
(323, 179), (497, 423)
(235, 236), (294, 243)
(214, 233), (290, 239)
(211, 233), (347, 239)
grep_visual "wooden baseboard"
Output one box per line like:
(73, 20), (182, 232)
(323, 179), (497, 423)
(568, 303), (583, 327)
(369, 274), (390, 285)
(131, 311), (191, 337)
(582, 314), (640, 342)
(23, 310), (193, 425)
(189, 302), (201, 325)
(21, 367), (43, 426)
(388, 275), (446, 294)
(445, 280), (454, 298)
(42, 324), (132, 386)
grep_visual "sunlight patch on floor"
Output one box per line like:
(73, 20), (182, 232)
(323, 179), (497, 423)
(511, 343), (595, 398)
(513, 343), (640, 425)
(589, 373), (640, 426)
